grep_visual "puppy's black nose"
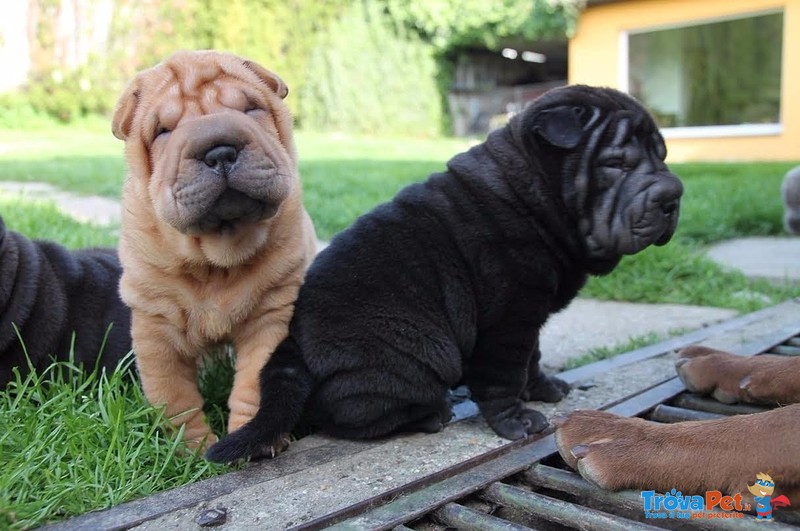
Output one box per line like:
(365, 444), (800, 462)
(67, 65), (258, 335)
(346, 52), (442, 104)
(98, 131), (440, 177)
(204, 145), (238, 174)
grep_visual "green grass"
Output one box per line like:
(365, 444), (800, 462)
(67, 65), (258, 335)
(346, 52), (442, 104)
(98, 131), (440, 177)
(0, 354), (230, 529)
(0, 124), (799, 527)
(562, 330), (692, 370)
(0, 128), (473, 240)
(0, 196), (118, 248)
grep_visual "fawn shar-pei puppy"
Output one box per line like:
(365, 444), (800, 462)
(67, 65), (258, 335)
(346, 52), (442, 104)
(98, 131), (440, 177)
(112, 50), (316, 448)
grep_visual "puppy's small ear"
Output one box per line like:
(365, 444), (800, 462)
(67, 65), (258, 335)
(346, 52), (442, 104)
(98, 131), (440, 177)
(531, 105), (585, 149)
(112, 81), (140, 141)
(244, 60), (289, 99)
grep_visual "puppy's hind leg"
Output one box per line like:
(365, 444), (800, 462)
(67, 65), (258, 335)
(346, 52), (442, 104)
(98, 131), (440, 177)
(323, 394), (452, 439)
(522, 340), (570, 402)
(316, 370), (452, 439)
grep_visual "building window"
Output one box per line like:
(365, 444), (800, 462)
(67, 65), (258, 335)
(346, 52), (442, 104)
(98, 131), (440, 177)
(625, 11), (783, 137)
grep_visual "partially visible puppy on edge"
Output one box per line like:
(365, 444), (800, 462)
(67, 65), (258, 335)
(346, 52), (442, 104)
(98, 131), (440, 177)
(207, 85), (684, 463)
(113, 51), (317, 449)
(782, 165), (800, 235)
(0, 216), (131, 387)
(553, 346), (800, 501)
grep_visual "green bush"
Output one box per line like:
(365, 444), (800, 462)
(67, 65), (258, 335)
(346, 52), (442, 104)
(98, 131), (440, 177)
(25, 63), (119, 123)
(299, 1), (443, 135)
(0, 92), (59, 130)
(3, 0), (578, 132)
(2, 60), (121, 126)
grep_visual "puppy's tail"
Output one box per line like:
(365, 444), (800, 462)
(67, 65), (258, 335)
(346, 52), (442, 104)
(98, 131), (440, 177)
(205, 335), (312, 463)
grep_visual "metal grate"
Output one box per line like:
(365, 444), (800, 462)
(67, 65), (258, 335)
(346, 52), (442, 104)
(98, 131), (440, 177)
(298, 332), (800, 531)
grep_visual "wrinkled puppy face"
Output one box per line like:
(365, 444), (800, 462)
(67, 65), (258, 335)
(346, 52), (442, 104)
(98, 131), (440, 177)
(113, 51), (294, 239)
(527, 86), (683, 260)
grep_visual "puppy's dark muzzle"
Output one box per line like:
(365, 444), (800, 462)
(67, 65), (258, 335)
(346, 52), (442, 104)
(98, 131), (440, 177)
(653, 172), (683, 246)
(163, 113), (292, 235)
(184, 188), (278, 236)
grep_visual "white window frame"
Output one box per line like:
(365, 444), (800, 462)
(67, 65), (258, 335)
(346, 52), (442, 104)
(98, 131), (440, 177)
(618, 9), (784, 139)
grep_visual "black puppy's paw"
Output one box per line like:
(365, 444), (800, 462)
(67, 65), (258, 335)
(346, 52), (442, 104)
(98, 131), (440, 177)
(484, 402), (548, 440)
(206, 433), (290, 464)
(521, 373), (571, 402)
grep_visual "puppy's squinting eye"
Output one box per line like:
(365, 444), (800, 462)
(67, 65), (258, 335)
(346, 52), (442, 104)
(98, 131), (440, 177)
(155, 125), (171, 139)
(244, 102), (263, 115)
(601, 156), (624, 169)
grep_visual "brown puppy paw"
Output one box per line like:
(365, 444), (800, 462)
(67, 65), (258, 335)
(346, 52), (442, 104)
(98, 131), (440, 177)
(676, 346), (800, 405)
(553, 410), (663, 490)
(554, 406), (800, 495)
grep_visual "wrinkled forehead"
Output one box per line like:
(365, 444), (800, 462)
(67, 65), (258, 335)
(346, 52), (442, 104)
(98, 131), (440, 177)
(586, 102), (666, 160)
(137, 55), (264, 116)
(601, 108), (659, 142)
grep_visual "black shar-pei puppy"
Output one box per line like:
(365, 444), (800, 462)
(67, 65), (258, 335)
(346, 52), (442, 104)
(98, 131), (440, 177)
(207, 85), (683, 462)
(0, 216), (131, 387)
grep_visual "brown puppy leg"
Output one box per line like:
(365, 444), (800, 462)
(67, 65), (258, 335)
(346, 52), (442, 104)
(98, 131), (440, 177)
(676, 345), (800, 405)
(228, 291), (298, 434)
(132, 312), (217, 448)
(553, 405), (800, 495)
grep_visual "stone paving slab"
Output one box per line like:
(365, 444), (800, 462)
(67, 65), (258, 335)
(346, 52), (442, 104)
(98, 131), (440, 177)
(706, 236), (800, 283)
(539, 299), (737, 370)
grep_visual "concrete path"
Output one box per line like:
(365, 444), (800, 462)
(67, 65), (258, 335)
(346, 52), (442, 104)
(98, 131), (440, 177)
(539, 299), (736, 369)
(0, 181), (122, 226)
(706, 236), (800, 283)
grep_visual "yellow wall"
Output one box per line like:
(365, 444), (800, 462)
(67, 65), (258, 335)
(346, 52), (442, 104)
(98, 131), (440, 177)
(569, 0), (800, 162)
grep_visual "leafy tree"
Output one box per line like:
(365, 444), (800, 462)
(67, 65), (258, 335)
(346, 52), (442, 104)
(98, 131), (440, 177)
(300, 0), (442, 135)
(383, 0), (583, 50)
(3, 0), (581, 132)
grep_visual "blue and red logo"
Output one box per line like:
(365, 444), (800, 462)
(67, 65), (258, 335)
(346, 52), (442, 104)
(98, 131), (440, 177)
(641, 472), (791, 521)
(747, 472), (791, 521)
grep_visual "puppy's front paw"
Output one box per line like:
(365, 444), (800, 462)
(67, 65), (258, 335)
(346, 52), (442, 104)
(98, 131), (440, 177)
(249, 433), (291, 460)
(522, 373), (571, 402)
(552, 410), (654, 490)
(676, 346), (800, 404)
(485, 401), (548, 440)
(206, 432), (290, 464)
